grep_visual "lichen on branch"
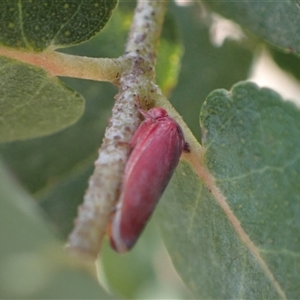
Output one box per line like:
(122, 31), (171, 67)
(67, 0), (169, 260)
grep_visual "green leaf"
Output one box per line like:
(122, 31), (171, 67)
(0, 56), (84, 142)
(159, 82), (300, 299)
(64, 1), (131, 58)
(0, 1), (131, 239)
(0, 0), (118, 51)
(203, 0), (300, 53)
(0, 0), (119, 142)
(0, 161), (112, 299)
(0, 78), (115, 192)
(0, 1), (129, 233)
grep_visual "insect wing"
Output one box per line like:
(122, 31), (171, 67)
(110, 117), (184, 252)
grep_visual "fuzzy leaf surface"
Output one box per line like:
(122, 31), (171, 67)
(0, 57), (84, 142)
(204, 0), (300, 53)
(159, 82), (300, 299)
(0, 0), (117, 51)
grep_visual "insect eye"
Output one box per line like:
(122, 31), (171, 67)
(148, 107), (168, 119)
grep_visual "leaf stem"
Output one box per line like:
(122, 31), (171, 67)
(0, 47), (126, 84)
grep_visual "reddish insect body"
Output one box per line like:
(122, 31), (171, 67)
(109, 107), (188, 253)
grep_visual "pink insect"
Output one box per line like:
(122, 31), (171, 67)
(109, 107), (189, 253)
